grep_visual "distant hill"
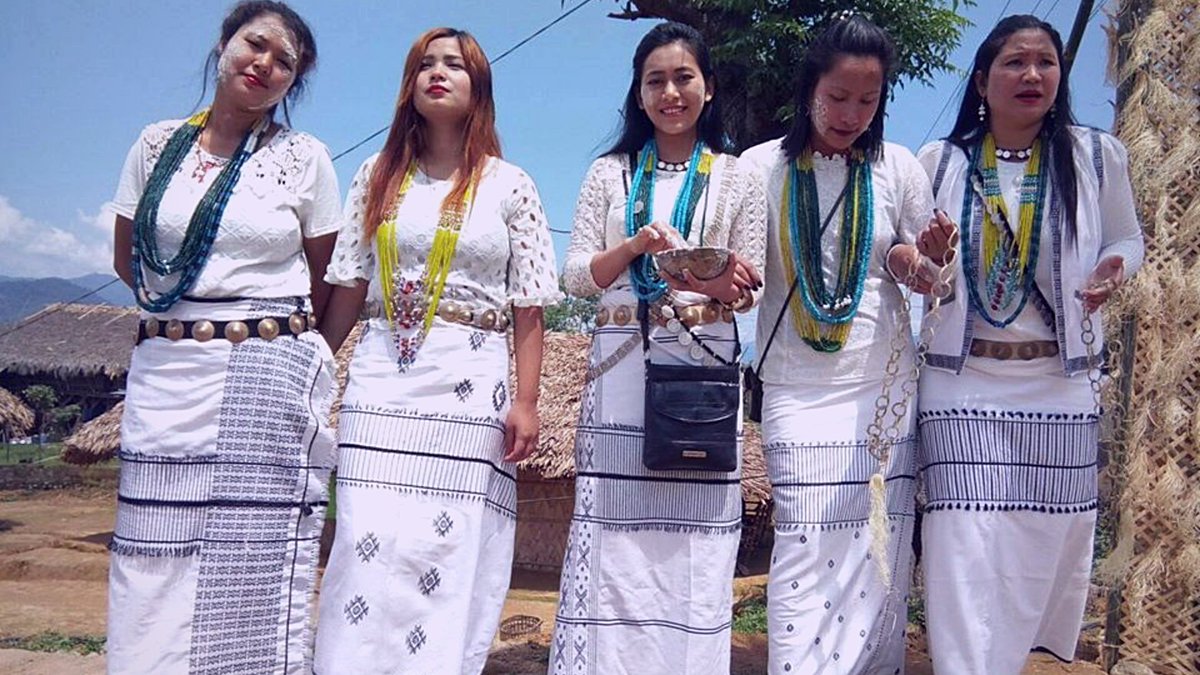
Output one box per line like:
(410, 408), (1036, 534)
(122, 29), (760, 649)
(0, 274), (132, 325)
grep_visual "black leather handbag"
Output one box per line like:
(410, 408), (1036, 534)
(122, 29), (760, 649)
(640, 301), (741, 472)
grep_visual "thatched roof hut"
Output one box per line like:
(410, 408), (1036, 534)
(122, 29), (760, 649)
(0, 303), (138, 379)
(0, 386), (34, 438)
(0, 303), (138, 419)
(61, 401), (122, 465)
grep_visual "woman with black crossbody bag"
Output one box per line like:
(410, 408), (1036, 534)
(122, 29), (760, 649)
(548, 22), (767, 675)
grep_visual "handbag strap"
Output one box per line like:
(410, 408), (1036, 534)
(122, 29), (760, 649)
(639, 299), (741, 366)
(753, 173), (852, 378)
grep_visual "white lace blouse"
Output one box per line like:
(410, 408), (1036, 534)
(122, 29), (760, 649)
(561, 153), (768, 307)
(112, 119), (342, 302)
(325, 154), (562, 316)
(742, 139), (935, 385)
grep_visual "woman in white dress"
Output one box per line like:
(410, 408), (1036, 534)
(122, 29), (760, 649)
(742, 15), (952, 674)
(313, 27), (561, 675)
(549, 22), (766, 675)
(107, 2), (340, 673)
(916, 15), (1143, 674)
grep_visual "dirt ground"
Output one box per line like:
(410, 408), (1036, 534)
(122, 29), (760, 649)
(0, 487), (1106, 674)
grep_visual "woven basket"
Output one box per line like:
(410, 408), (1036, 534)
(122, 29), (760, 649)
(499, 614), (543, 640)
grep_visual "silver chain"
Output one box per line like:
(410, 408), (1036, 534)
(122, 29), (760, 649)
(865, 250), (957, 467)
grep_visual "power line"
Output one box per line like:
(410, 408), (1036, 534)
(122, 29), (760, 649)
(0, 277), (123, 341)
(331, 0), (598, 163)
(916, 0), (1015, 147)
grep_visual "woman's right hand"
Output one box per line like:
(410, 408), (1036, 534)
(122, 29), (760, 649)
(626, 221), (683, 256)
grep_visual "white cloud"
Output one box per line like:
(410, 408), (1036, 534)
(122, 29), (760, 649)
(0, 196), (113, 278)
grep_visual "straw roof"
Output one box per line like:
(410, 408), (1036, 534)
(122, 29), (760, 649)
(0, 386), (34, 437)
(520, 332), (772, 503)
(0, 303), (139, 379)
(60, 401), (122, 465)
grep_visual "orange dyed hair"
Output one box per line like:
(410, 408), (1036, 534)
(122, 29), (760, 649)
(362, 28), (502, 240)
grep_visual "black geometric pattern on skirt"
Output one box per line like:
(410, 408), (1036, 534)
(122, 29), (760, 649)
(336, 406), (517, 518)
(572, 422), (743, 532)
(765, 437), (917, 530)
(189, 317), (326, 674)
(918, 408), (1099, 511)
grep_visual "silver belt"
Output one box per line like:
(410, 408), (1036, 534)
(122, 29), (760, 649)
(363, 300), (511, 332)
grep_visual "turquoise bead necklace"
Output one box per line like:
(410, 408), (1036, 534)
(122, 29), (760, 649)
(132, 109), (269, 312)
(625, 139), (713, 301)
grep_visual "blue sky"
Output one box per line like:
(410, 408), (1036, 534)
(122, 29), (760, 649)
(0, 0), (1116, 281)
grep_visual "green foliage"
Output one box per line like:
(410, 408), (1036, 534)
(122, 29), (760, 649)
(49, 404), (82, 437)
(609, 0), (973, 149)
(543, 281), (599, 333)
(0, 631), (106, 655)
(21, 385), (57, 412)
(732, 596), (768, 634)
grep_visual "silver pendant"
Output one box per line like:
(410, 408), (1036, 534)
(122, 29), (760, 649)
(678, 331), (694, 346)
(666, 318), (682, 333)
(633, 200), (645, 215)
(660, 304), (675, 319)
(689, 345), (706, 361)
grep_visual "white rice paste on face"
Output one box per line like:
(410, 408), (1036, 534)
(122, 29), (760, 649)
(810, 96), (832, 142)
(216, 17), (298, 110)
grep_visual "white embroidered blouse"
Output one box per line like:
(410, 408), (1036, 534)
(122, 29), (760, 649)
(742, 139), (935, 385)
(561, 153), (767, 308)
(325, 154), (563, 317)
(112, 119), (342, 302)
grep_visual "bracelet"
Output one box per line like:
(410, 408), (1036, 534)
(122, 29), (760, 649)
(721, 288), (752, 312)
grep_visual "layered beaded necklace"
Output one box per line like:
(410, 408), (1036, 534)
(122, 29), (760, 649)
(132, 109), (270, 312)
(780, 149), (874, 352)
(625, 140), (714, 301)
(377, 162), (477, 371)
(961, 133), (1047, 328)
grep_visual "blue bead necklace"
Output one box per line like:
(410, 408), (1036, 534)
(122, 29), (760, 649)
(132, 110), (269, 312)
(780, 149), (874, 352)
(959, 138), (1048, 328)
(624, 140), (713, 301)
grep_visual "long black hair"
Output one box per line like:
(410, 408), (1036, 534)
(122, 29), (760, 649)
(197, 0), (319, 124)
(603, 22), (730, 156)
(781, 15), (895, 163)
(947, 14), (1079, 239)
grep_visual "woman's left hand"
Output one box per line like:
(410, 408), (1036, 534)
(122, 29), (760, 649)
(916, 210), (959, 266)
(503, 399), (540, 463)
(663, 251), (759, 305)
(1079, 255), (1125, 314)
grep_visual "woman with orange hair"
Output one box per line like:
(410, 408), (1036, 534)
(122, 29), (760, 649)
(313, 28), (560, 673)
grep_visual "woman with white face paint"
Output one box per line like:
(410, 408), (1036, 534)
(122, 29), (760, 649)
(741, 15), (952, 674)
(106, 2), (340, 673)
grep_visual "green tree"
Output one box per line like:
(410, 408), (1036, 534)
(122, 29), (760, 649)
(604, 0), (973, 150)
(21, 385), (57, 447)
(544, 280), (600, 333)
(49, 404), (82, 440)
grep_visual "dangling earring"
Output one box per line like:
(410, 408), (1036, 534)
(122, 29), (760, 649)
(1048, 102), (1058, 119)
(978, 101), (987, 123)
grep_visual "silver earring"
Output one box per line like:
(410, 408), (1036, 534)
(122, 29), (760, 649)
(978, 101), (987, 122)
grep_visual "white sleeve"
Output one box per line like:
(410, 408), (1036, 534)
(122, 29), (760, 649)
(324, 157), (377, 287)
(111, 128), (152, 220)
(504, 168), (564, 306)
(1094, 133), (1145, 276)
(561, 158), (614, 298)
(297, 140), (342, 238)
